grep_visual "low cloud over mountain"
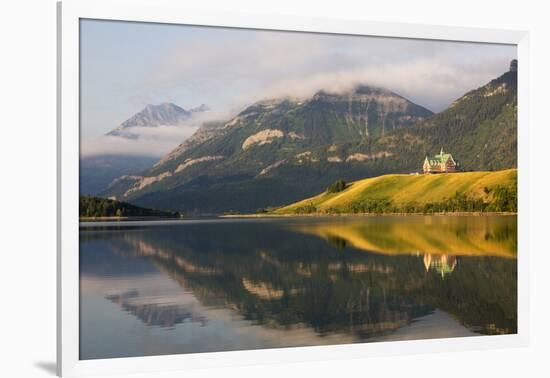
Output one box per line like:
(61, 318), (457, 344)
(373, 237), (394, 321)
(81, 102), (211, 157)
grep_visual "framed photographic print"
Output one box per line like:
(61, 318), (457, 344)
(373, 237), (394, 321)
(57, 0), (530, 376)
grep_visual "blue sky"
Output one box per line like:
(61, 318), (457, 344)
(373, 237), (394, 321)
(80, 19), (516, 154)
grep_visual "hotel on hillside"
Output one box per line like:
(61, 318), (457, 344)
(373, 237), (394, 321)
(423, 148), (459, 174)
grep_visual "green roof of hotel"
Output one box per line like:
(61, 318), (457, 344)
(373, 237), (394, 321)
(425, 148), (454, 165)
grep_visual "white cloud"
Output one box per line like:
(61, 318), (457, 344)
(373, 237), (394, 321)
(246, 56), (510, 111)
(80, 107), (234, 157)
(81, 125), (199, 157)
(147, 30), (515, 113)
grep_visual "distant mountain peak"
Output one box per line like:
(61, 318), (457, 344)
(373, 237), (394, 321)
(144, 102), (177, 110)
(106, 102), (209, 139)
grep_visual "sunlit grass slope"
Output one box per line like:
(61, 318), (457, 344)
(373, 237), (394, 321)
(292, 216), (517, 257)
(273, 169), (517, 214)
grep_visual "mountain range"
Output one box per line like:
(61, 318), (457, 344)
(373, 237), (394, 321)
(101, 61), (518, 214)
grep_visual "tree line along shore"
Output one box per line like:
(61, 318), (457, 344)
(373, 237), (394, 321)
(79, 196), (180, 220)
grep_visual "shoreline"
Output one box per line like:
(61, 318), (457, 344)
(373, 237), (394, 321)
(79, 212), (517, 223)
(79, 216), (183, 222)
(220, 211), (517, 219)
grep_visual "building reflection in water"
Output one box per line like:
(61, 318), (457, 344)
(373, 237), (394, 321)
(422, 254), (457, 278)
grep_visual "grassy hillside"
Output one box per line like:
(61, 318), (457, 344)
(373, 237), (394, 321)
(273, 169), (517, 215)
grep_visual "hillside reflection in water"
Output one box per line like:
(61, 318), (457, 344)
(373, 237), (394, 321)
(80, 216), (517, 359)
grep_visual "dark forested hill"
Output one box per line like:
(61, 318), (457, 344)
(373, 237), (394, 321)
(355, 61), (517, 172)
(79, 196), (179, 218)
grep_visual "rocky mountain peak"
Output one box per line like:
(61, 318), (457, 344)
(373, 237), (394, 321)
(106, 102), (208, 139)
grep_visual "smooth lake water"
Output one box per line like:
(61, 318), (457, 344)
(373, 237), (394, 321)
(79, 215), (517, 360)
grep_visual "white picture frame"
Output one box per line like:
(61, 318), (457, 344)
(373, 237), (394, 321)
(57, 1), (530, 376)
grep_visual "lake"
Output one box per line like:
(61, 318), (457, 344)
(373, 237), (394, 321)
(79, 215), (517, 360)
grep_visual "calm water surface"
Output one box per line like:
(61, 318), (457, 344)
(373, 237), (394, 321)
(79, 216), (517, 360)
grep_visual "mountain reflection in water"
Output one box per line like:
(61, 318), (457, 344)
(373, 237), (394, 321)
(80, 216), (517, 359)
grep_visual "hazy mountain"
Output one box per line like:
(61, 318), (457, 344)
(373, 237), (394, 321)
(106, 102), (209, 139)
(80, 155), (157, 195)
(102, 63), (517, 214)
(80, 103), (210, 195)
